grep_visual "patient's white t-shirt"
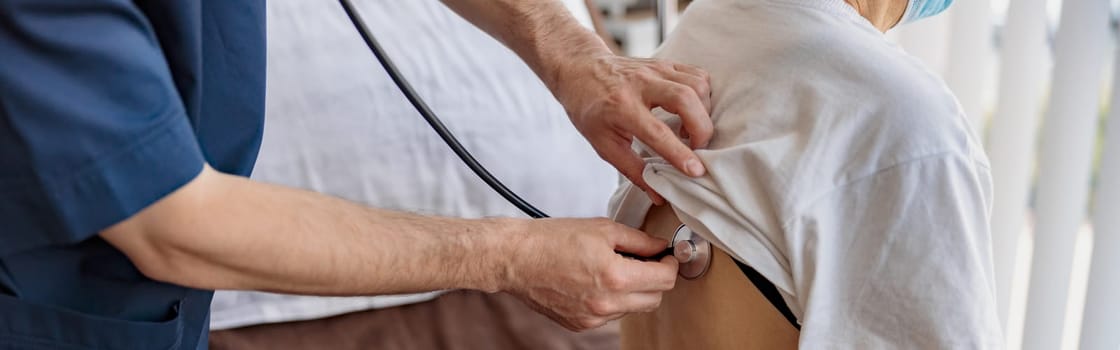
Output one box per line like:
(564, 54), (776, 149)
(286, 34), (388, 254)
(609, 0), (1003, 347)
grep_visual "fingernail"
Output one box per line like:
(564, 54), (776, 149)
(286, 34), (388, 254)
(685, 158), (705, 177)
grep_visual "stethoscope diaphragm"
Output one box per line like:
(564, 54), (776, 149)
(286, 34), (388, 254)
(671, 225), (712, 279)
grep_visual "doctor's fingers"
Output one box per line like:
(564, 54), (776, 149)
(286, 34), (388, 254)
(620, 292), (667, 313)
(625, 102), (707, 178)
(608, 255), (678, 292)
(670, 62), (711, 83)
(585, 292), (665, 320)
(593, 132), (665, 205)
(642, 80), (714, 151)
(610, 224), (672, 257)
(661, 65), (712, 113)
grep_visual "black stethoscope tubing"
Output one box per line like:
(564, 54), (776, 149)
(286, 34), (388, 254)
(339, 0), (678, 261)
(339, 0), (550, 219)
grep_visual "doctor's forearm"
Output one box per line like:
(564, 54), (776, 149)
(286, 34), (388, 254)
(101, 166), (679, 331)
(100, 166), (514, 295)
(438, 0), (611, 93)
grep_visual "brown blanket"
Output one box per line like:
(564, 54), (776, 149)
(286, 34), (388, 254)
(210, 290), (619, 350)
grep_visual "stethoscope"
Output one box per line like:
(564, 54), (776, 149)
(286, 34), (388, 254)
(338, 0), (712, 279)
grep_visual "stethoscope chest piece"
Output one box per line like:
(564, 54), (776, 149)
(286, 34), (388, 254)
(672, 225), (712, 280)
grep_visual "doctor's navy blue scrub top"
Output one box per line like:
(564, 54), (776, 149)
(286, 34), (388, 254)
(0, 1), (265, 349)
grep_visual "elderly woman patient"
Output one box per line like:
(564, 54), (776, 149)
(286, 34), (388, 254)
(611, 0), (1002, 348)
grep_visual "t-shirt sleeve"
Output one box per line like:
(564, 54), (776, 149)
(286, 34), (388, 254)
(787, 153), (1003, 348)
(0, 0), (205, 255)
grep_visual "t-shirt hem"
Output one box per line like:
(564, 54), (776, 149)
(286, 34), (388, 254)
(609, 168), (803, 319)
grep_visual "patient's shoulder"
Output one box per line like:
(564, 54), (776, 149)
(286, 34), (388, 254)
(849, 50), (978, 164)
(775, 20), (978, 160)
(654, 0), (986, 183)
(756, 23), (986, 195)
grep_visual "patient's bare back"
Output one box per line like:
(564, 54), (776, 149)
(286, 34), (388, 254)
(620, 204), (799, 350)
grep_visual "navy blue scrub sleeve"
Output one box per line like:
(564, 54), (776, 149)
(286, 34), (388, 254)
(0, 0), (206, 256)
